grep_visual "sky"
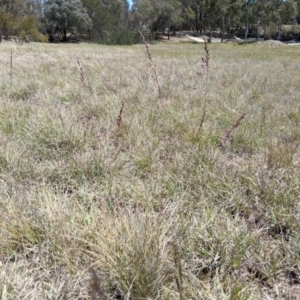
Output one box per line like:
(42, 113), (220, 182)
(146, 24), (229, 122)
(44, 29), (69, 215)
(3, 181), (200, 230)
(128, 0), (133, 8)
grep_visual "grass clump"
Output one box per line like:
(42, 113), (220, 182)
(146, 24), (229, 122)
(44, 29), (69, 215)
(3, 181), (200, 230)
(0, 40), (300, 299)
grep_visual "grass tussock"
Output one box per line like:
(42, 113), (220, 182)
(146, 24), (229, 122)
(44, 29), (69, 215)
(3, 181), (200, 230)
(0, 40), (300, 299)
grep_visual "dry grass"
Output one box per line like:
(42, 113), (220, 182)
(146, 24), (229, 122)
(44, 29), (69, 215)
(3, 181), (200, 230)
(0, 40), (300, 299)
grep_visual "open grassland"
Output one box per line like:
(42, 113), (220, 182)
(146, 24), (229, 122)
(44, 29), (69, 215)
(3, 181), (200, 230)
(1, 40), (300, 299)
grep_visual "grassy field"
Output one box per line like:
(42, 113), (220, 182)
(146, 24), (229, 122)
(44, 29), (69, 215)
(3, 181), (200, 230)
(1, 40), (300, 299)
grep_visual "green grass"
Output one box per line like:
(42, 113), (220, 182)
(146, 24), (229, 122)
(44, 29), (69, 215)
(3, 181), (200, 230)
(0, 39), (300, 299)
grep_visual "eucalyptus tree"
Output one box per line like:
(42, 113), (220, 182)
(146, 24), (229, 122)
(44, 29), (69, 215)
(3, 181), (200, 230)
(278, 0), (298, 24)
(179, 0), (196, 31)
(297, 0), (300, 23)
(132, 0), (183, 38)
(178, 0), (208, 33)
(0, 0), (26, 16)
(250, 0), (284, 39)
(44, 0), (92, 41)
(202, 0), (220, 34)
(81, 0), (129, 42)
(242, 0), (256, 39)
(179, 0), (244, 40)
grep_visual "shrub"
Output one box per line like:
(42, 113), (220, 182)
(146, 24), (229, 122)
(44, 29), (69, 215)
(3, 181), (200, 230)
(264, 22), (278, 40)
(0, 13), (47, 43)
(280, 25), (300, 41)
(13, 16), (48, 44)
(97, 28), (141, 45)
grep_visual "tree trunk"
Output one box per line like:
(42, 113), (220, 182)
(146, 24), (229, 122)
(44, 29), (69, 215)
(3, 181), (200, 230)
(245, 4), (249, 39)
(221, 15), (225, 42)
(245, 26), (249, 40)
(256, 20), (260, 41)
(63, 29), (67, 42)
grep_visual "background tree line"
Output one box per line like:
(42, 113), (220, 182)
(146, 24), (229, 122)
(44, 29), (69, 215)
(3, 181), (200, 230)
(0, 0), (300, 44)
